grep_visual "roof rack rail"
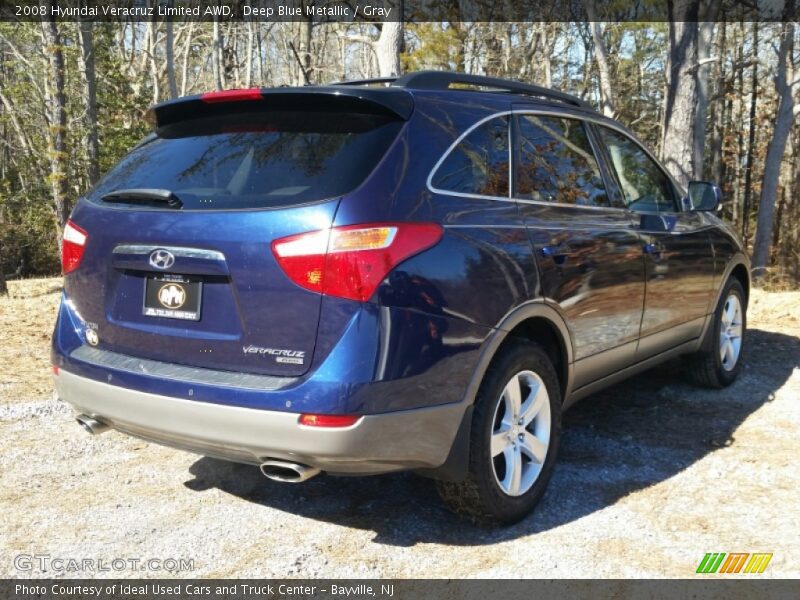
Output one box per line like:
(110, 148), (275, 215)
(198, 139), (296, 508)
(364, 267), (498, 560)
(329, 77), (397, 87)
(328, 71), (593, 111)
(392, 71), (592, 110)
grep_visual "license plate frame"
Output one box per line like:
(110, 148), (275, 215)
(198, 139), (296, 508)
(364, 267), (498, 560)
(143, 274), (202, 321)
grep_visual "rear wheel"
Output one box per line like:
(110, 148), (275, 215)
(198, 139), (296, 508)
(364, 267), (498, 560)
(437, 341), (561, 524)
(683, 278), (746, 388)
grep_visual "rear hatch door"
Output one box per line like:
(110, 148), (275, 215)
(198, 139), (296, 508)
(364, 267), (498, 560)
(66, 88), (411, 377)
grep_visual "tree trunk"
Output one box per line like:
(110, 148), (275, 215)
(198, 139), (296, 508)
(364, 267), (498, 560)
(180, 21), (194, 96)
(77, 21), (99, 186)
(693, 21), (714, 180)
(44, 7), (69, 237)
(538, 24), (555, 88)
(751, 16), (795, 279)
(212, 18), (224, 90)
(375, 21), (403, 77)
(296, 18), (312, 85)
(256, 25), (264, 85)
(692, 0), (721, 181)
(709, 19), (726, 185)
(147, 21), (159, 103)
(741, 21), (759, 244)
(660, 3), (700, 189)
(732, 24), (745, 229)
(586, 2), (615, 117)
(165, 17), (178, 99)
(0, 215), (6, 295)
(245, 21), (254, 88)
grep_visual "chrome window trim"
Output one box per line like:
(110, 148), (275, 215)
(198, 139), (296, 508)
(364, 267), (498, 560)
(113, 244), (226, 262)
(426, 110), (513, 202)
(426, 107), (680, 215)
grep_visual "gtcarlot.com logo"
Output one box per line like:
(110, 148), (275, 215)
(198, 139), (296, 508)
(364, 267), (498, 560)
(696, 552), (772, 574)
(14, 554), (195, 573)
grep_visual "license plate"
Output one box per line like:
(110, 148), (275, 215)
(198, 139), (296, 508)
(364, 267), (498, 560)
(143, 274), (202, 321)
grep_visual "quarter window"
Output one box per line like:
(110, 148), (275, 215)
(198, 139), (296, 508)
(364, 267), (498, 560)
(514, 115), (609, 207)
(431, 116), (509, 197)
(597, 127), (676, 212)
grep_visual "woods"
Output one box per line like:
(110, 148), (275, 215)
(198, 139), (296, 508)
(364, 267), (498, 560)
(0, 15), (798, 293)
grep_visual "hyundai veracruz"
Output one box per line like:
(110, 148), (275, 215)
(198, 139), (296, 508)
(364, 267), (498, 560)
(52, 72), (750, 523)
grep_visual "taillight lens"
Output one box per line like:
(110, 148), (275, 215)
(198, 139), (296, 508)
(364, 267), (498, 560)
(200, 88), (263, 103)
(62, 220), (88, 274)
(271, 223), (443, 302)
(299, 414), (361, 428)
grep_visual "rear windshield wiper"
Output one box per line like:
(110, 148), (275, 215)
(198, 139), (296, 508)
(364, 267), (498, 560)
(101, 188), (183, 209)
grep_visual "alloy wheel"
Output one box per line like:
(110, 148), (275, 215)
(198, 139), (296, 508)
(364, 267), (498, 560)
(719, 293), (743, 371)
(490, 370), (551, 497)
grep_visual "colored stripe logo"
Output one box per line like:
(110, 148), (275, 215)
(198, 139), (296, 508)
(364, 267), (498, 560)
(697, 553), (772, 574)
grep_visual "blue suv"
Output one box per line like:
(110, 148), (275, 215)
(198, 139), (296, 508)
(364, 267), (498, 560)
(53, 72), (750, 523)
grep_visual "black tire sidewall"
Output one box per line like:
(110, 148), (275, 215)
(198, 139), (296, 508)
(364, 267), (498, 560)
(470, 342), (562, 523)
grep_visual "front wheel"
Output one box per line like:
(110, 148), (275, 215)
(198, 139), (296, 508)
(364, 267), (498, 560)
(683, 277), (746, 388)
(437, 341), (561, 524)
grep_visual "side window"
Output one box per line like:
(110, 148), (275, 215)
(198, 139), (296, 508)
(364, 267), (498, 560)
(514, 115), (610, 207)
(597, 127), (676, 212)
(431, 116), (509, 197)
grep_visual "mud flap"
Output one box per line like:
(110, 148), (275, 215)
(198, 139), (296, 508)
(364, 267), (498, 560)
(414, 404), (473, 482)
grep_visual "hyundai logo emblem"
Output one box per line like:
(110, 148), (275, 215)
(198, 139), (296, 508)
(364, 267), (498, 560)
(149, 249), (175, 270)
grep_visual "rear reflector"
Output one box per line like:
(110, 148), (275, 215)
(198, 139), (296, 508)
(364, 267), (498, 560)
(299, 414), (361, 428)
(62, 220), (88, 274)
(200, 88), (263, 103)
(272, 223), (443, 302)
(52, 365), (59, 376)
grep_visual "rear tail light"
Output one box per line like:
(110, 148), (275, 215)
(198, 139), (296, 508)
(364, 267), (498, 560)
(62, 220), (88, 274)
(200, 88), (263, 103)
(271, 223), (443, 302)
(299, 414), (361, 428)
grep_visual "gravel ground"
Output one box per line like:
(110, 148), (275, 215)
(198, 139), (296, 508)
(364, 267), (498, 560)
(1, 279), (799, 578)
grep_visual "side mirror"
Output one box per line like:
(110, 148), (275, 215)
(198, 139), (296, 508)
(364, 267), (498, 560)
(687, 181), (722, 211)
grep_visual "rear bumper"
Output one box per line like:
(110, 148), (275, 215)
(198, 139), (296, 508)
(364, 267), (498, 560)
(55, 369), (467, 475)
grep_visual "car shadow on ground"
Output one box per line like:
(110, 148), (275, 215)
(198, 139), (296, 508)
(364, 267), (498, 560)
(184, 327), (799, 546)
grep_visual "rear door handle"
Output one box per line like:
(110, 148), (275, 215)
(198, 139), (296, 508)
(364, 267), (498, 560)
(541, 243), (572, 265)
(643, 242), (664, 260)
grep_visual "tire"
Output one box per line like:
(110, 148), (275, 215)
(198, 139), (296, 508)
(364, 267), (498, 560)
(436, 341), (561, 525)
(683, 278), (746, 388)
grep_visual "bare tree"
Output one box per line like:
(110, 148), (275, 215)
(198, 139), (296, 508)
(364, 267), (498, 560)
(43, 7), (69, 235)
(752, 15), (797, 278)
(212, 18), (224, 90)
(693, 0), (720, 179)
(375, 21), (403, 76)
(660, 2), (700, 188)
(77, 21), (99, 185)
(0, 234), (7, 295)
(586, 2), (615, 117)
(179, 21), (195, 96)
(741, 21), (759, 243)
(165, 15), (178, 99)
(245, 21), (255, 88)
(709, 19), (727, 186)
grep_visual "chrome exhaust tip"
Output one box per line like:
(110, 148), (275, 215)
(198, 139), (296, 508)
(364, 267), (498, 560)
(260, 460), (320, 483)
(76, 414), (110, 435)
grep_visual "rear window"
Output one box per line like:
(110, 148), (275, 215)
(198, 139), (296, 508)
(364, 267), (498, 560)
(88, 111), (403, 210)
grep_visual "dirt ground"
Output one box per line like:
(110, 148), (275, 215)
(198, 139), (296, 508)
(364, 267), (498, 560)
(1, 278), (798, 578)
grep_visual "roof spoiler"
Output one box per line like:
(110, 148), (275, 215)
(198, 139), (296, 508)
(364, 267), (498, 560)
(146, 87), (414, 134)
